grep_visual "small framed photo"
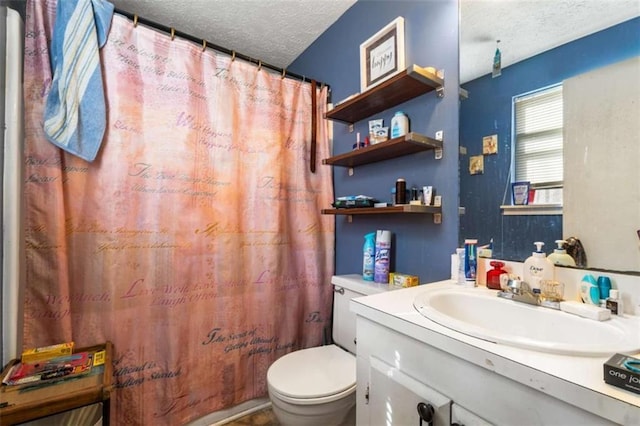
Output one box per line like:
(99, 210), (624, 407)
(512, 181), (531, 205)
(360, 17), (405, 92)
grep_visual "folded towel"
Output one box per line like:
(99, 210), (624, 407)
(44, 0), (114, 162)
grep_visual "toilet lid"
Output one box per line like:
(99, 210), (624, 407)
(267, 344), (356, 399)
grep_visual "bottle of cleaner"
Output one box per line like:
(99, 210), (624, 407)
(362, 232), (376, 281)
(374, 230), (391, 284)
(523, 242), (554, 292)
(390, 111), (409, 138)
(547, 240), (576, 266)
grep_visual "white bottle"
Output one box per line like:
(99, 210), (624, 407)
(606, 289), (624, 315)
(390, 111), (409, 138)
(523, 242), (555, 292)
(547, 239), (576, 266)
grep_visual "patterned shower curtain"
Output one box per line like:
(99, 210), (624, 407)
(21, 1), (335, 424)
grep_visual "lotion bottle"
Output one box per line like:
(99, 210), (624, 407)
(523, 242), (555, 292)
(547, 240), (576, 266)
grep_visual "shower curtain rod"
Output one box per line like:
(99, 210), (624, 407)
(113, 8), (330, 90)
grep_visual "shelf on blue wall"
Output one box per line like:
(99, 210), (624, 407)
(322, 132), (442, 167)
(324, 64), (444, 124)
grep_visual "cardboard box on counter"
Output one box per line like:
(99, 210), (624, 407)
(390, 273), (419, 290)
(603, 353), (640, 395)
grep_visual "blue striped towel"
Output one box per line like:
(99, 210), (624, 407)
(44, 0), (114, 162)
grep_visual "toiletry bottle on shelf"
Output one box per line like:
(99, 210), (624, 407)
(523, 242), (554, 292)
(362, 232), (376, 281)
(547, 240), (576, 266)
(486, 261), (507, 290)
(390, 111), (409, 138)
(606, 289), (623, 315)
(395, 179), (407, 204)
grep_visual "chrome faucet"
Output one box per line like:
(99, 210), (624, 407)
(497, 278), (562, 309)
(498, 279), (540, 306)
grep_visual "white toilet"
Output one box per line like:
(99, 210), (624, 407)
(267, 275), (390, 426)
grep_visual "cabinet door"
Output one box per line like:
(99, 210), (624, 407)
(451, 403), (493, 426)
(368, 356), (451, 426)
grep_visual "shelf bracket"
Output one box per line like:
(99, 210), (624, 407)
(348, 167), (354, 176)
(433, 213), (442, 224)
(348, 124), (354, 133)
(435, 130), (443, 160)
(436, 86), (444, 98)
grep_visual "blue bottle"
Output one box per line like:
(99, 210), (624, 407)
(363, 233), (376, 281)
(597, 276), (611, 300)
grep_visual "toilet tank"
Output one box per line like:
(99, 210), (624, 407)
(331, 275), (391, 354)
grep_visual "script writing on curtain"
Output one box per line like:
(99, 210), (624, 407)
(22, 1), (334, 424)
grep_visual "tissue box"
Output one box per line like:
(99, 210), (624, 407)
(603, 353), (640, 394)
(390, 273), (419, 289)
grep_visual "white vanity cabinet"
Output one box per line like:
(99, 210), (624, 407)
(354, 315), (618, 425)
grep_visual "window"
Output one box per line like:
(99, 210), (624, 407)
(513, 85), (563, 188)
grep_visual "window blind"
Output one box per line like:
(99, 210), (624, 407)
(514, 85), (563, 186)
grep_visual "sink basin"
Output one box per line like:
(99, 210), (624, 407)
(413, 286), (640, 356)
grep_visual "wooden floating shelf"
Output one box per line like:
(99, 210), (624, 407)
(325, 65), (444, 124)
(322, 132), (442, 168)
(322, 205), (441, 215)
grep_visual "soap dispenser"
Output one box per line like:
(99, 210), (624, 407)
(523, 242), (555, 292)
(547, 240), (576, 266)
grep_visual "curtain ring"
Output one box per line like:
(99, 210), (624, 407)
(302, 75), (306, 83)
(170, 27), (175, 40)
(257, 60), (262, 71)
(281, 68), (286, 79)
(202, 39), (207, 52)
(231, 51), (236, 61)
(133, 14), (138, 28)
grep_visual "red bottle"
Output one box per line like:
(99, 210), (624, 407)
(486, 261), (507, 290)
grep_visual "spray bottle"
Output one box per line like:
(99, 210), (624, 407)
(363, 232), (376, 281)
(374, 230), (391, 284)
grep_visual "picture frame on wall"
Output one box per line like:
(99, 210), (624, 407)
(360, 17), (405, 92)
(512, 181), (531, 205)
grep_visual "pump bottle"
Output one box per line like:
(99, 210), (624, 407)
(547, 240), (576, 266)
(523, 242), (555, 292)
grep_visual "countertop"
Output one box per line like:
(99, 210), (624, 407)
(343, 275), (640, 424)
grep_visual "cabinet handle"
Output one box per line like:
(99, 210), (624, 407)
(333, 286), (345, 295)
(417, 402), (434, 426)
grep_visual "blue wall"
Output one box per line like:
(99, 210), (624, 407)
(459, 18), (640, 262)
(290, 0), (460, 283)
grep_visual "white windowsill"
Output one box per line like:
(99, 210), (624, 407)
(500, 204), (563, 216)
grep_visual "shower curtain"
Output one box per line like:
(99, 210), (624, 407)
(22, 1), (335, 424)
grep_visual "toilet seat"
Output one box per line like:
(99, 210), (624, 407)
(267, 344), (356, 404)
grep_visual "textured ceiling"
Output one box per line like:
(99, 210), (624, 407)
(109, 0), (357, 69)
(109, 0), (639, 83)
(461, 0), (640, 83)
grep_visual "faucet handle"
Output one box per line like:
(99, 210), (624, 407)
(507, 278), (531, 295)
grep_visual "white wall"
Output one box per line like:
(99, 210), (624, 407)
(563, 56), (640, 272)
